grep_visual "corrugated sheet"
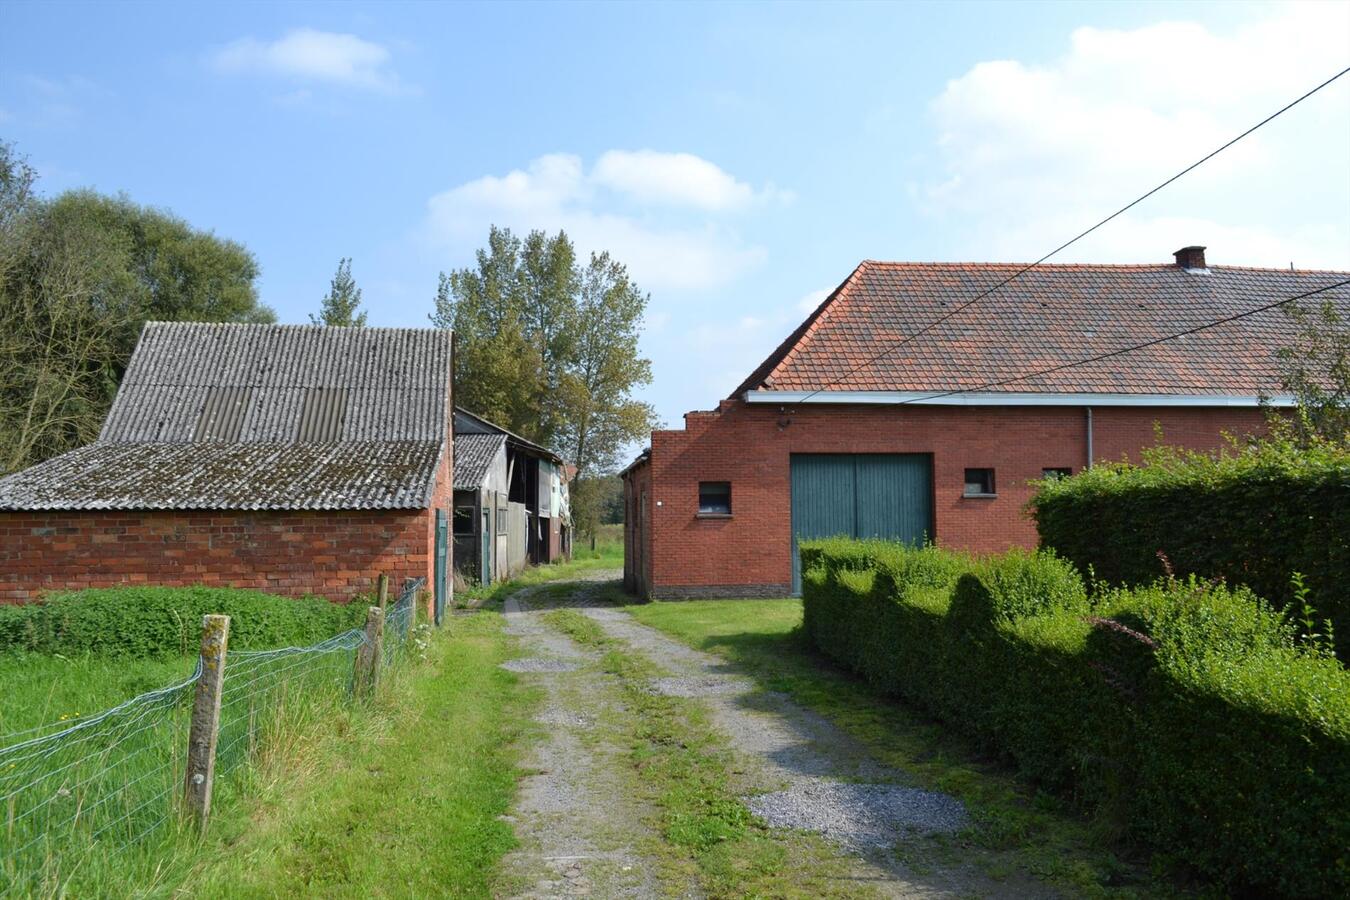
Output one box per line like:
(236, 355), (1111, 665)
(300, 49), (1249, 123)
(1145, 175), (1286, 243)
(193, 387), (252, 441)
(101, 322), (452, 443)
(453, 433), (507, 490)
(0, 441), (443, 510)
(297, 387), (348, 442)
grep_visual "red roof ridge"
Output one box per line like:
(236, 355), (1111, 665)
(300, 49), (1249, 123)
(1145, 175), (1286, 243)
(858, 260), (1350, 275)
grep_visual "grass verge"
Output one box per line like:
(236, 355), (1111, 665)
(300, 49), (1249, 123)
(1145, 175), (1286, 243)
(542, 608), (876, 899)
(627, 598), (1169, 897)
(180, 611), (535, 897)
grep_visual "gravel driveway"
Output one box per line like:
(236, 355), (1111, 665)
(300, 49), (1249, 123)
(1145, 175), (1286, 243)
(502, 572), (1054, 898)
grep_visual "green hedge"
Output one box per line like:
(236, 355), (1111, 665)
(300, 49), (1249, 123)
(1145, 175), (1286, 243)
(801, 538), (1350, 897)
(1030, 441), (1350, 638)
(0, 586), (368, 657)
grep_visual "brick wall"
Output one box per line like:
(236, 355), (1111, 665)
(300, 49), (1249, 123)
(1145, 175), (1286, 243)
(0, 508), (436, 604)
(634, 399), (1267, 597)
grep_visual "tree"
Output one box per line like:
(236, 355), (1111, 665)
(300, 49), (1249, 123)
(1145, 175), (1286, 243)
(0, 143), (273, 473)
(431, 226), (576, 443)
(312, 257), (367, 327)
(433, 227), (657, 537)
(1267, 297), (1350, 447)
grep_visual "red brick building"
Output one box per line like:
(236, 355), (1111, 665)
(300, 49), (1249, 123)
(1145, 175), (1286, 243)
(622, 248), (1350, 599)
(0, 322), (455, 615)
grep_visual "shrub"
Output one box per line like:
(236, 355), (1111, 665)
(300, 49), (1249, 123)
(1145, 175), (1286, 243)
(1030, 440), (1350, 638)
(800, 538), (1350, 897)
(0, 586), (367, 657)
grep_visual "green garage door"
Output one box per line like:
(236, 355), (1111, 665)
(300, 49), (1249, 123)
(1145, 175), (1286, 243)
(790, 454), (933, 594)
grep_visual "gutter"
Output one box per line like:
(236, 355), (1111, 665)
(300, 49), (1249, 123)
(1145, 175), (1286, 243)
(742, 390), (1294, 408)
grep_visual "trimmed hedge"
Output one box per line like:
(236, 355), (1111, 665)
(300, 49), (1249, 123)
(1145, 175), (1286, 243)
(801, 538), (1350, 897)
(0, 586), (368, 657)
(1030, 441), (1350, 638)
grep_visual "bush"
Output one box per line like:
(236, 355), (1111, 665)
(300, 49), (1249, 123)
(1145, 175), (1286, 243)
(800, 538), (1350, 897)
(1030, 440), (1350, 638)
(0, 586), (367, 657)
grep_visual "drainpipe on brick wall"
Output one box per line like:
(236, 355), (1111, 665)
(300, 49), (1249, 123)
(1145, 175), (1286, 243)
(1085, 407), (1094, 469)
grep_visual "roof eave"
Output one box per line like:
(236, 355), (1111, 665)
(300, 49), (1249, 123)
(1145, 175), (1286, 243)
(743, 390), (1297, 408)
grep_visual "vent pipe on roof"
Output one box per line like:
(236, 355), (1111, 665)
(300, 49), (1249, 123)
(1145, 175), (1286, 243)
(1174, 246), (1207, 269)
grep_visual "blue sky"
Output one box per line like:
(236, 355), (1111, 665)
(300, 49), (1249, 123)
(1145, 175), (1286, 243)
(3, 0), (1348, 435)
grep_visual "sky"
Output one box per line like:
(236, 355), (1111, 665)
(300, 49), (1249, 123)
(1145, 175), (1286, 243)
(2, 0), (1348, 439)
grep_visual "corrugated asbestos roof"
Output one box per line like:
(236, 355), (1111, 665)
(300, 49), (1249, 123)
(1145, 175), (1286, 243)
(0, 442), (442, 510)
(0, 322), (454, 511)
(735, 262), (1350, 396)
(101, 322), (451, 442)
(453, 433), (506, 490)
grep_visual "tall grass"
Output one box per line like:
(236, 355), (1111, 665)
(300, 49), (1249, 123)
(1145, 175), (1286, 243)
(0, 586), (399, 898)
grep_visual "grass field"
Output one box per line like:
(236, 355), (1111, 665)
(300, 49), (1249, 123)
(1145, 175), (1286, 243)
(182, 611), (534, 897)
(0, 652), (194, 739)
(627, 598), (1164, 896)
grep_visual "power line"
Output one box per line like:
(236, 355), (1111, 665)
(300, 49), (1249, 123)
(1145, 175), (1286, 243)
(882, 276), (1350, 405)
(790, 63), (1350, 405)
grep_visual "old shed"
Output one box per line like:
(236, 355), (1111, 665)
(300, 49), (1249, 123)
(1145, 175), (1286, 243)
(0, 322), (455, 614)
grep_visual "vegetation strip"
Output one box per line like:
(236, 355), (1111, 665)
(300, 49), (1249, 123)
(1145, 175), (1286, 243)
(182, 611), (534, 897)
(542, 607), (881, 899)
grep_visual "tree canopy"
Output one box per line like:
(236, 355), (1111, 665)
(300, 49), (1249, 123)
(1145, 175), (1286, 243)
(432, 226), (656, 535)
(311, 257), (368, 327)
(0, 140), (273, 474)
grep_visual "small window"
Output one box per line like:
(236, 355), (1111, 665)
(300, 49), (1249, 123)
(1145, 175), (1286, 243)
(453, 507), (475, 536)
(496, 505), (509, 535)
(1042, 467), (1072, 480)
(963, 468), (996, 497)
(698, 481), (732, 516)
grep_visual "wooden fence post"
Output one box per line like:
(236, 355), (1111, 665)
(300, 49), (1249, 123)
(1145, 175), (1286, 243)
(354, 606), (384, 698)
(185, 614), (229, 830)
(376, 573), (389, 612)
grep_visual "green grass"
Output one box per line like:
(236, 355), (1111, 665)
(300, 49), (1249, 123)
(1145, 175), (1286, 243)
(0, 652), (194, 738)
(543, 607), (880, 898)
(627, 598), (1167, 896)
(181, 611), (535, 897)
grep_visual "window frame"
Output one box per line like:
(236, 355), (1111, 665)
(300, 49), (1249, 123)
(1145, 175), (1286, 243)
(697, 481), (732, 517)
(962, 468), (997, 498)
(496, 505), (509, 536)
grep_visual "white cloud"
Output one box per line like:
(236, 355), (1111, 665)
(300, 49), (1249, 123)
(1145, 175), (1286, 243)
(592, 150), (792, 211)
(924, 2), (1350, 269)
(423, 152), (780, 291)
(211, 28), (402, 91)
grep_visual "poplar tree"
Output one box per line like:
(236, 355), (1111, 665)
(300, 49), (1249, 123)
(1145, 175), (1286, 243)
(312, 257), (367, 327)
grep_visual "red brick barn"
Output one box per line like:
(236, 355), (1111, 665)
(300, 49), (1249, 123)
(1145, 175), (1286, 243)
(622, 248), (1350, 599)
(0, 322), (456, 616)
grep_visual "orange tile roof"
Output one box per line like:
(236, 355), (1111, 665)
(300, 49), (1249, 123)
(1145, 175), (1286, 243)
(734, 260), (1350, 397)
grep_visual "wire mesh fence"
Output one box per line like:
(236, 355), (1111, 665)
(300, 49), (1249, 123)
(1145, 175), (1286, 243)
(0, 577), (426, 896)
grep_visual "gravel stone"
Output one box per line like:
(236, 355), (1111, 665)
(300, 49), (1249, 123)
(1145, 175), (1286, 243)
(648, 675), (753, 697)
(747, 777), (969, 849)
(500, 657), (581, 673)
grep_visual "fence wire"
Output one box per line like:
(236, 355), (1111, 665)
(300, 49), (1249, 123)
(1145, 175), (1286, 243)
(0, 577), (426, 896)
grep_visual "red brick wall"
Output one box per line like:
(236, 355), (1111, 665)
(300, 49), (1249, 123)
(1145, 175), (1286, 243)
(637, 399), (1267, 598)
(622, 458), (653, 596)
(0, 508), (436, 604)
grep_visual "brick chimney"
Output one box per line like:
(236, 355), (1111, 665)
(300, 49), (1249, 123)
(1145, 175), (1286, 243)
(1174, 245), (1207, 269)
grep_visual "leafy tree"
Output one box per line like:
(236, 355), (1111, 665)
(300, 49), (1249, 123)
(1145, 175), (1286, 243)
(311, 257), (367, 327)
(1267, 297), (1350, 447)
(433, 226), (657, 537)
(0, 141), (273, 473)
